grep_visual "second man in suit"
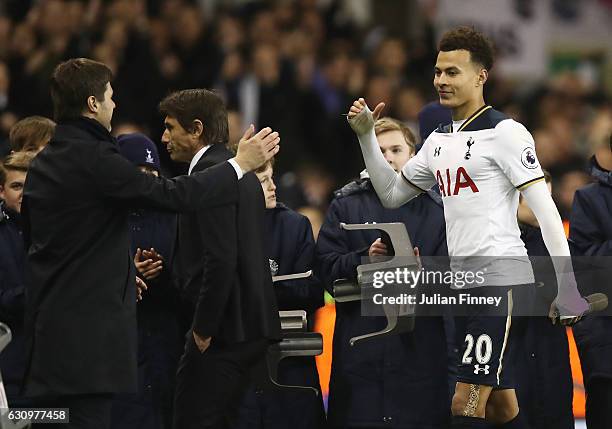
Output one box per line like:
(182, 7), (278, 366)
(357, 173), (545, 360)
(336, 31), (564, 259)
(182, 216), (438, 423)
(160, 89), (282, 429)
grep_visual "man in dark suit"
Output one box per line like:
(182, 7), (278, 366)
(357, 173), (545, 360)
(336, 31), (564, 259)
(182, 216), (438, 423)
(158, 89), (281, 429)
(22, 58), (279, 429)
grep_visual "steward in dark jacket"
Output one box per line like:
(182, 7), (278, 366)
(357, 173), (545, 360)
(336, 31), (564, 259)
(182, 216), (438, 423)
(110, 209), (180, 429)
(233, 202), (325, 429)
(111, 133), (182, 429)
(0, 202), (27, 403)
(0, 151), (36, 407)
(315, 176), (450, 429)
(569, 155), (612, 429)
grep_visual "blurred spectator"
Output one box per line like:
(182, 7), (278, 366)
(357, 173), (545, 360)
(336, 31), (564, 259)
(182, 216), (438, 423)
(371, 37), (407, 87)
(297, 206), (325, 241)
(555, 170), (591, 220)
(170, 4), (222, 90)
(0, 0), (608, 214)
(393, 85), (426, 132)
(0, 61), (18, 156)
(297, 164), (336, 211)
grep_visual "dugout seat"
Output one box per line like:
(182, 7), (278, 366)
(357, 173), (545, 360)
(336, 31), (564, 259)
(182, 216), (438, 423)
(333, 222), (419, 346)
(252, 270), (324, 395)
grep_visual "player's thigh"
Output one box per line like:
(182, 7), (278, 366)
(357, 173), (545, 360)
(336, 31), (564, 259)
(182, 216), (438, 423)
(485, 388), (519, 424)
(452, 382), (493, 417)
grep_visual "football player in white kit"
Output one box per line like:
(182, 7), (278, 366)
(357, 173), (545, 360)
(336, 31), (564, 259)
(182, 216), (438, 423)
(347, 27), (593, 429)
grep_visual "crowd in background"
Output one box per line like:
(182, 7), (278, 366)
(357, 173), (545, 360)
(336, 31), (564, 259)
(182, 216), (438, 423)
(0, 0), (610, 226)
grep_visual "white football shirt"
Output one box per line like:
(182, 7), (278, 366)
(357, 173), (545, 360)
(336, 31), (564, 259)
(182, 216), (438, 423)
(402, 105), (545, 286)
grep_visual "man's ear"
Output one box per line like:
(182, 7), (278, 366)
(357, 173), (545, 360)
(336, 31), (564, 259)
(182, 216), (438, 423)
(191, 119), (204, 139)
(476, 69), (488, 87)
(86, 95), (98, 113)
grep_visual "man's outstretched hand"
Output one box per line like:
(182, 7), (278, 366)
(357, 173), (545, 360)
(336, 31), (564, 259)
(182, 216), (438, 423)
(347, 97), (385, 136)
(234, 125), (280, 173)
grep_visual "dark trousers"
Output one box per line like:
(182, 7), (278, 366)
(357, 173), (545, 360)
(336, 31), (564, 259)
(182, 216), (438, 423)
(586, 378), (612, 429)
(30, 393), (113, 429)
(173, 334), (269, 429)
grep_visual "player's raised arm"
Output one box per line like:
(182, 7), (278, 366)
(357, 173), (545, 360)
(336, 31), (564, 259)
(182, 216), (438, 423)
(347, 98), (422, 208)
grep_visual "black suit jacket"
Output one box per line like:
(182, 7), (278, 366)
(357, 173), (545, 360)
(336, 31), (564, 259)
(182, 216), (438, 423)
(173, 144), (281, 344)
(22, 117), (239, 396)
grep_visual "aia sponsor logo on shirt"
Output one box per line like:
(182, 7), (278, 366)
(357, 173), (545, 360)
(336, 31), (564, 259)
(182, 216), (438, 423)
(436, 167), (479, 197)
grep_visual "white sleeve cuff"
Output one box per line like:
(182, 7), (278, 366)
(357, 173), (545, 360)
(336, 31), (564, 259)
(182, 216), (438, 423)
(227, 158), (244, 180)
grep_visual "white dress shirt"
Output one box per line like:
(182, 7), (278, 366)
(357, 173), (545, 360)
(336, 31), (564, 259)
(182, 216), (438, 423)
(188, 144), (244, 180)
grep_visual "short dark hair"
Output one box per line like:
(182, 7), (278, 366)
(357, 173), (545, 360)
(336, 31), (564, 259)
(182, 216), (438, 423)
(438, 26), (495, 70)
(50, 58), (113, 122)
(159, 89), (229, 146)
(9, 116), (56, 152)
